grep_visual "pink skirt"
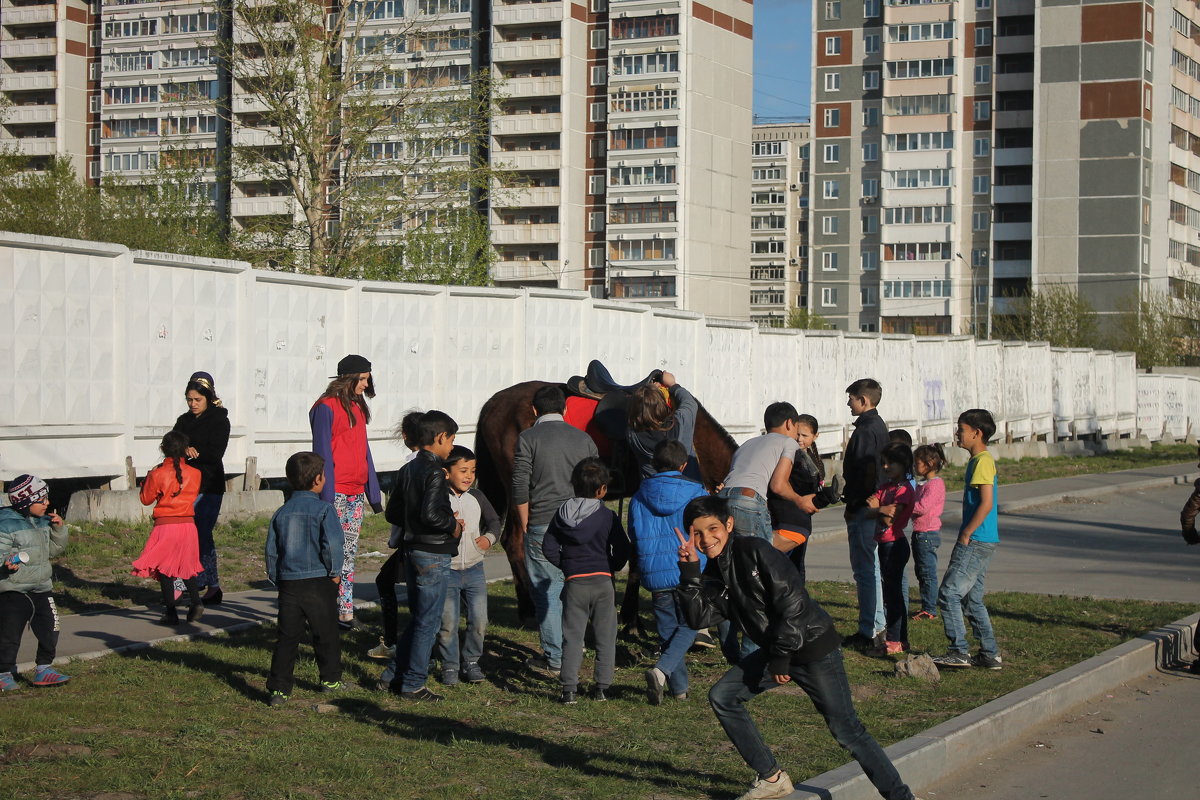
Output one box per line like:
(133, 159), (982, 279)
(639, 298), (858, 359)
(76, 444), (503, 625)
(131, 521), (203, 581)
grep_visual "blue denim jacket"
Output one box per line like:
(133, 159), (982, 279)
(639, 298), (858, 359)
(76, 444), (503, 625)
(265, 491), (345, 583)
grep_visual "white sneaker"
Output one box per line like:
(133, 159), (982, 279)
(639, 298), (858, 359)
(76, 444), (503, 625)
(736, 770), (793, 800)
(367, 639), (396, 660)
(645, 667), (667, 706)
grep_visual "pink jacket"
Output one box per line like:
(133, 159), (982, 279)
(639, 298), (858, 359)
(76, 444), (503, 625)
(912, 477), (946, 533)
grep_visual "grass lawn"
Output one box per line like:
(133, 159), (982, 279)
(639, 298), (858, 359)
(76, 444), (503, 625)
(940, 442), (1198, 487)
(1, 576), (1194, 800)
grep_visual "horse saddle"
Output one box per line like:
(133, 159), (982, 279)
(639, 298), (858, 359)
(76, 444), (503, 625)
(567, 360), (663, 401)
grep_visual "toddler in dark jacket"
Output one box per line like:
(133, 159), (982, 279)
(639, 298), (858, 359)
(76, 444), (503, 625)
(543, 457), (629, 704)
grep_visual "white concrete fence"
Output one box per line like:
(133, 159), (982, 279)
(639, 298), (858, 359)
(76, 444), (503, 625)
(0, 231), (1196, 486)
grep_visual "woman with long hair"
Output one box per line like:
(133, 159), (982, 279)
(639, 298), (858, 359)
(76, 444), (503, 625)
(171, 371), (230, 605)
(626, 371), (701, 481)
(310, 354), (382, 629)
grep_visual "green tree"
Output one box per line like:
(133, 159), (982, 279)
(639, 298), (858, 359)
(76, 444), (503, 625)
(1112, 285), (1200, 368)
(991, 283), (1098, 348)
(785, 308), (832, 330)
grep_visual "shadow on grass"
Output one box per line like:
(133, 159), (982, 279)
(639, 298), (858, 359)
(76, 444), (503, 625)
(52, 566), (162, 614)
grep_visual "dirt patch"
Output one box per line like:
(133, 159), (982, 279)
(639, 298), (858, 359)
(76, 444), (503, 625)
(3, 742), (97, 762)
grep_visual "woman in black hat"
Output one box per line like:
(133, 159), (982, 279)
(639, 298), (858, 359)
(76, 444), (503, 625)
(171, 371), (230, 605)
(310, 354), (383, 629)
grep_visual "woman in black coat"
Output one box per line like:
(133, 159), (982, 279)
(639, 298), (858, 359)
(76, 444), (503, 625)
(172, 371), (230, 604)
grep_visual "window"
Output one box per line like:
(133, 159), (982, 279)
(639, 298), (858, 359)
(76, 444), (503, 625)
(821, 287), (839, 306)
(589, 246), (604, 267)
(752, 191), (786, 205)
(974, 26), (992, 47)
(823, 107), (841, 128)
(972, 211), (989, 231)
(862, 214), (878, 234)
(104, 18), (158, 37)
(974, 137), (990, 157)
(971, 248), (988, 267)
(861, 286), (878, 307)
(102, 118), (159, 138)
(861, 250), (878, 271)
(89, 94), (100, 113)
(609, 164), (676, 186)
(863, 70), (880, 90)
(589, 212), (605, 232)
(752, 240), (786, 254)
(103, 52), (155, 73)
(591, 29), (607, 49)
(822, 252), (839, 270)
(752, 215), (787, 230)
(884, 242), (951, 261)
(590, 65), (607, 86)
(882, 280), (952, 298)
(822, 180), (840, 199)
(612, 15), (679, 39)
(822, 215), (839, 234)
(166, 13), (219, 34)
(886, 168), (952, 188)
(89, 128), (99, 146)
(864, 0), (880, 17)
(610, 87), (678, 112)
(592, 0), (606, 9)
(887, 21), (954, 42)
(610, 126), (677, 150)
(825, 36), (842, 56)
(975, 0), (990, 7)
(862, 178), (878, 197)
(884, 206), (952, 224)
(973, 100), (991, 121)
(861, 323), (878, 333)
(612, 52), (678, 75)
(825, 72), (842, 91)
(823, 144), (840, 163)
(590, 102), (606, 122)
(862, 142), (878, 161)
(753, 141), (784, 156)
(884, 94), (953, 116)
(863, 106), (880, 127)
(974, 64), (992, 84)
(417, 0), (470, 12)
(589, 174), (605, 194)
(609, 201), (677, 224)
(825, 1), (841, 20)
(864, 34), (880, 54)
(104, 85), (159, 105)
(973, 175), (990, 194)
(609, 238), (676, 261)
(348, 0), (405, 19)
(886, 58), (955, 79)
(885, 131), (953, 151)
(752, 167), (783, 180)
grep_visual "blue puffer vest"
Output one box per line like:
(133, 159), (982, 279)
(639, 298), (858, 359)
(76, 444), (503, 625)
(628, 472), (709, 592)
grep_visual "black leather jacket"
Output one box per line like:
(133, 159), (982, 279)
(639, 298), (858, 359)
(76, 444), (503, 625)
(384, 450), (459, 555)
(676, 536), (839, 675)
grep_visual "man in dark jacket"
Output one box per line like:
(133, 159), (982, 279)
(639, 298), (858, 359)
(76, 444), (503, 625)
(1181, 445), (1200, 672)
(512, 385), (599, 674)
(676, 496), (919, 800)
(842, 378), (890, 649)
(380, 410), (462, 702)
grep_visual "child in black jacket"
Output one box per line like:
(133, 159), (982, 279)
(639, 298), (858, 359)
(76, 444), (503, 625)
(675, 495), (918, 800)
(543, 457), (629, 704)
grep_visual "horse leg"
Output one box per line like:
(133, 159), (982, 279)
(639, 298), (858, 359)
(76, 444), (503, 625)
(619, 565), (646, 638)
(500, 515), (536, 628)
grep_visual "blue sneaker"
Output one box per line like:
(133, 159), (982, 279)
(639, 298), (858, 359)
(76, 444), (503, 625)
(32, 665), (70, 686)
(0, 672), (18, 691)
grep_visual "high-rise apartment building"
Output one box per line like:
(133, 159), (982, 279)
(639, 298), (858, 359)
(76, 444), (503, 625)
(2, 0), (753, 321)
(490, 0), (753, 318)
(811, 0), (1199, 336)
(749, 121), (809, 327)
(1, 0), (97, 179)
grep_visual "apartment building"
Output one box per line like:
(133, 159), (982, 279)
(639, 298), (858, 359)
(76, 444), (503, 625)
(749, 121), (809, 327)
(490, 0), (753, 318)
(810, 0), (1200, 337)
(0, 0), (96, 178)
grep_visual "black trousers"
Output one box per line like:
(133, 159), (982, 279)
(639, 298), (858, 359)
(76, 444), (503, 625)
(376, 549), (405, 647)
(0, 591), (59, 674)
(267, 578), (342, 694)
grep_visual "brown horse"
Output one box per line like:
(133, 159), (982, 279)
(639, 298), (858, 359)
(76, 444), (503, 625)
(474, 379), (739, 626)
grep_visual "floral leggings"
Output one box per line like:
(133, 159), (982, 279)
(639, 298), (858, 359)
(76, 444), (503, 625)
(334, 493), (365, 618)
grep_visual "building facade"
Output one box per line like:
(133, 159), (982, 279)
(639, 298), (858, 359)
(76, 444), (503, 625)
(749, 121), (809, 327)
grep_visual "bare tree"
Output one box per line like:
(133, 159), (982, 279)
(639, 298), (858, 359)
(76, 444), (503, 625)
(991, 283), (1098, 348)
(785, 308), (832, 330)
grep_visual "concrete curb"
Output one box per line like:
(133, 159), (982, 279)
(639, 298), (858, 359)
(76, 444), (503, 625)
(788, 612), (1200, 800)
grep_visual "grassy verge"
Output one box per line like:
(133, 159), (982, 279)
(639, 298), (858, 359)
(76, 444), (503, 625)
(940, 442), (1198, 486)
(2, 578), (1193, 800)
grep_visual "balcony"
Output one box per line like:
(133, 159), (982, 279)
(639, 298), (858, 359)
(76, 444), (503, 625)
(492, 259), (560, 282)
(882, 1), (954, 24)
(233, 126), (279, 147)
(992, 259), (1031, 279)
(503, 75), (562, 98)
(499, 185), (561, 206)
(493, 112), (562, 136)
(234, 94), (269, 113)
(3, 38), (56, 58)
(995, 35), (1034, 55)
(231, 195), (295, 217)
(992, 184), (1032, 203)
(7, 136), (56, 156)
(492, 3), (563, 26)
(994, 109), (1033, 129)
(4, 103), (55, 124)
(493, 150), (561, 171)
(992, 221), (1031, 240)
(0, 71), (55, 91)
(491, 222), (560, 244)
(492, 40), (562, 63)
(4, 5), (56, 25)
(993, 146), (1032, 167)
(994, 72), (1032, 93)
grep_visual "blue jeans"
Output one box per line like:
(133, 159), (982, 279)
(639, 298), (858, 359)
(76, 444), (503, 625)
(652, 590), (698, 696)
(877, 538), (910, 645)
(437, 563), (488, 672)
(524, 524), (563, 668)
(937, 540), (998, 657)
(718, 488), (774, 541)
(846, 507), (885, 637)
(384, 549), (451, 692)
(708, 647), (914, 799)
(910, 530), (941, 615)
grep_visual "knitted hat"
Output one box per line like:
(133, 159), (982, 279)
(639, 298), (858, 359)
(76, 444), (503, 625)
(334, 354), (372, 377)
(7, 474), (49, 512)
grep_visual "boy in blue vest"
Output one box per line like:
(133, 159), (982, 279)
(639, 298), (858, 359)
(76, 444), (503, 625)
(628, 439), (709, 705)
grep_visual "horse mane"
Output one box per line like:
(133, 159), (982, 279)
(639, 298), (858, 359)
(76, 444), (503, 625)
(697, 402), (739, 453)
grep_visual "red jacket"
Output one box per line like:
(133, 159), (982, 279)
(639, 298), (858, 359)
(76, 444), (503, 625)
(140, 458), (201, 519)
(309, 397), (381, 505)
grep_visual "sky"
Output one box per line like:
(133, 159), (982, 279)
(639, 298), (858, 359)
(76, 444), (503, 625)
(752, 0), (813, 122)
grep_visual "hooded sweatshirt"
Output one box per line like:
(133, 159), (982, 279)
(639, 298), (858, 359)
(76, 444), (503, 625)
(0, 507), (68, 595)
(542, 497), (630, 580)
(628, 471), (709, 592)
